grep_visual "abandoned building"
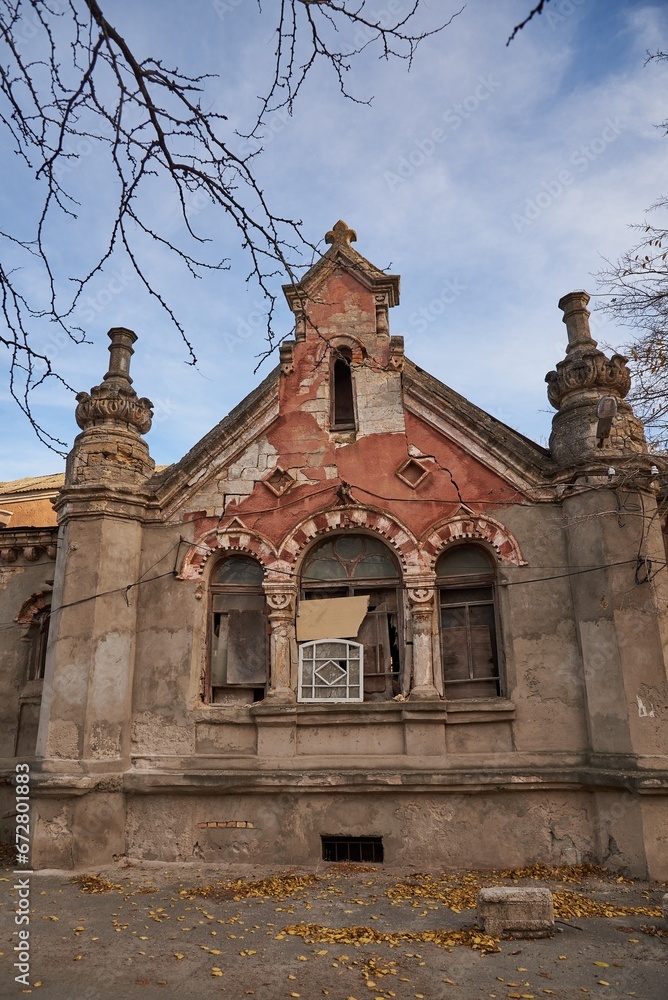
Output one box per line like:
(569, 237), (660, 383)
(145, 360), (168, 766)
(1, 220), (667, 876)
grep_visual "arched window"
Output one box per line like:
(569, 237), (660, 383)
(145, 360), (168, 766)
(208, 555), (267, 703)
(299, 533), (401, 701)
(331, 347), (356, 430)
(436, 544), (501, 700)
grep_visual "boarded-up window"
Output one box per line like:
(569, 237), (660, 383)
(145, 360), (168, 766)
(437, 546), (501, 700)
(358, 602), (392, 696)
(209, 556), (267, 701)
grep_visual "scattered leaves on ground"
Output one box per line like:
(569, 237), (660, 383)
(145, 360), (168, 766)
(282, 923), (500, 954)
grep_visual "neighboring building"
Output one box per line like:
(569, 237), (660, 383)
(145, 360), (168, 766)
(1, 222), (667, 875)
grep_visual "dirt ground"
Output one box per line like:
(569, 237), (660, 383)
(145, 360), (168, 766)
(1, 850), (667, 1000)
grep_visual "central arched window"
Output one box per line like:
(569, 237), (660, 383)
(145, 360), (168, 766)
(437, 544), (501, 700)
(299, 533), (402, 701)
(208, 555), (268, 703)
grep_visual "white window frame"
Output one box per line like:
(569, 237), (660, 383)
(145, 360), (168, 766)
(298, 639), (364, 703)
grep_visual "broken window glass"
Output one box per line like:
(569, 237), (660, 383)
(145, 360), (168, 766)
(209, 556), (268, 702)
(300, 534), (402, 701)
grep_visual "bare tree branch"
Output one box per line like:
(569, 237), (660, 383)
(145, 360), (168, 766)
(507, 0), (552, 46)
(593, 51), (668, 450)
(0, 0), (460, 452)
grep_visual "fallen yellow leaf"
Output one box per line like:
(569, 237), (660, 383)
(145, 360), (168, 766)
(593, 962), (609, 968)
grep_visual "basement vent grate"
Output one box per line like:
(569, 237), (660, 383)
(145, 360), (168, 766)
(321, 835), (384, 863)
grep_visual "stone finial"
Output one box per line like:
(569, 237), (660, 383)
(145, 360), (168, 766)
(559, 290), (597, 354)
(325, 220), (357, 247)
(103, 327), (137, 385)
(546, 290), (647, 465)
(75, 327), (153, 435)
(67, 327), (155, 488)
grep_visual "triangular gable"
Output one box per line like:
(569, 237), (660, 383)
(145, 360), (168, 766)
(283, 220), (399, 313)
(402, 360), (555, 496)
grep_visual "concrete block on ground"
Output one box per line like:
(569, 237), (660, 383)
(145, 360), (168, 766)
(477, 886), (554, 938)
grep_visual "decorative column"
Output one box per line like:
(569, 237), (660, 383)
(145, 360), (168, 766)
(407, 579), (439, 700)
(546, 291), (647, 468)
(545, 291), (668, 878)
(32, 327), (154, 867)
(263, 581), (297, 703)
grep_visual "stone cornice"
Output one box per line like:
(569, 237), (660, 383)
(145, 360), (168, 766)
(0, 526), (57, 562)
(53, 484), (153, 523)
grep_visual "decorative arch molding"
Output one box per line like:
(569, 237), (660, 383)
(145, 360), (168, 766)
(279, 505), (420, 573)
(177, 520), (279, 581)
(328, 334), (367, 366)
(14, 590), (50, 626)
(422, 512), (527, 568)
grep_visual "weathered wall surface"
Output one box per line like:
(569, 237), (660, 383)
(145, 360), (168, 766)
(5, 230), (668, 880)
(0, 544), (56, 759)
(124, 788), (606, 871)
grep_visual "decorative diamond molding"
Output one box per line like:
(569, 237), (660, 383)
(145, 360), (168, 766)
(262, 466), (295, 497)
(395, 457), (430, 489)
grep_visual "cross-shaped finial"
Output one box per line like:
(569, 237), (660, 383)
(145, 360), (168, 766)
(325, 220), (357, 247)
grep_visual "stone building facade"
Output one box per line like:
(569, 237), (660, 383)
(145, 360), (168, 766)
(1, 221), (667, 875)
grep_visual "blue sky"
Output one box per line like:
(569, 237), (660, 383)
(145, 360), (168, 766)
(1, 0), (667, 480)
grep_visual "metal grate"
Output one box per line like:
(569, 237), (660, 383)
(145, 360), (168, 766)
(321, 836), (383, 863)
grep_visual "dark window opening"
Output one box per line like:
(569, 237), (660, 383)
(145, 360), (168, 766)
(30, 608), (50, 681)
(437, 545), (501, 700)
(321, 836), (384, 863)
(331, 348), (356, 429)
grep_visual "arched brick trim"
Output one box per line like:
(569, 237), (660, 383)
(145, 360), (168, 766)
(422, 513), (526, 568)
(177, 525), (279, 580)
(279, 505), (420, 573)
(329, 335), (367, 365)
(14, 591), (49, 626)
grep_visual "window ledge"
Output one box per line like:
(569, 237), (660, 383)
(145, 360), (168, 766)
(194, 704), (254, 723)
(445, 698), (515, 724)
